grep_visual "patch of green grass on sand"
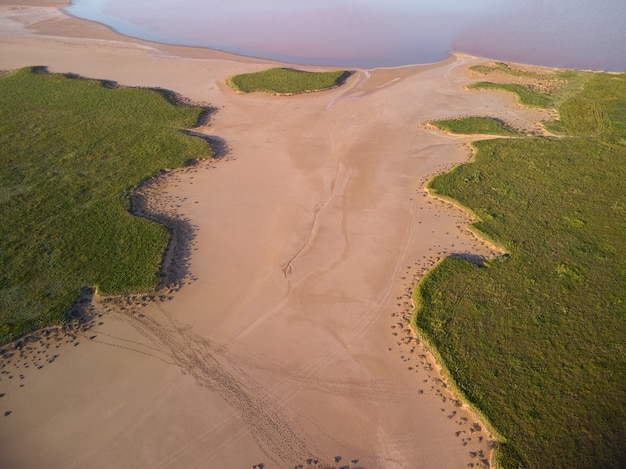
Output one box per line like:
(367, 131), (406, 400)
(415, 66), (626, 468)
(0, 67), (213, 344)
(432, 117), (523, 136)
(227, 67), (350, 94)
(469, 81), (554, 108)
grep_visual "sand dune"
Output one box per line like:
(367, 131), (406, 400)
(0, 3), (555, 468)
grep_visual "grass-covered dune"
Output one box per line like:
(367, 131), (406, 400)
(0, 67), (214, 344)
(227, 67), (350, 94)
(415, 66), (626, 468)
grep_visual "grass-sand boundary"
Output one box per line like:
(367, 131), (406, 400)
(415, 63), (626, 468)
(0, 66), (221, 343)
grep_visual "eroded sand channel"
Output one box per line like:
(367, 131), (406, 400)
(0, 4), (554, 468)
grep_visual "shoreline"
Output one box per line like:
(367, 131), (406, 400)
(0, 2), (558, 467)
(58, 0), (626, 73)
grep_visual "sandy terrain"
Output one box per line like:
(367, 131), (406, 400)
(0, 3), (554, 468)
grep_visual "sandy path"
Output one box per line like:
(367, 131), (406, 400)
(0, 3), (554, 468)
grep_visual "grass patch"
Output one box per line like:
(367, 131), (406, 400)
(468, 82), (554, 108)
(469, 62), (554, 80)
(0, 67), (214, 344)
(416, 71), (626, 468)
(227, 67), (350, 94)
(432, 117), (523, 136)
(468, 62), (592, 111)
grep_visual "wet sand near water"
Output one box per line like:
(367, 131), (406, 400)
(0, 2), (555, 468)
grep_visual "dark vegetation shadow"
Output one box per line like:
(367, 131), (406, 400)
(153, 90), (228, 158)
(66, 286), (98, 321)
(32, 65), (120, 89)
(448, 252), (488, 267)
(335, 70), (355, 86)
(129, 176), (197, 292)
(181, 131), (229, 159)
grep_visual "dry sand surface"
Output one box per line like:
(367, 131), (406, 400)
(0, 3), (554, 468)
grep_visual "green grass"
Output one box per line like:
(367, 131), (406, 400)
(0, 67), (213, 344)
(469, 62), (554, 80)
(227, 67), (350, 94)
(432, 117), (523, 136)
(415, 71), (626, 468)
(468, 63), (592, 112)
(469, 82), (554, 108)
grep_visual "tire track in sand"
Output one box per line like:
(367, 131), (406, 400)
(102, 298), (398, 468)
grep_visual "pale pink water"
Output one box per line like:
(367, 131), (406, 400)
(66, 0), (626, 71)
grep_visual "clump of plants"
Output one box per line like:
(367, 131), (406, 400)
(227, 67), (350, 94)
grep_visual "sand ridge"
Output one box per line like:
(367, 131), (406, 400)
(0, 3), (553, 468)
